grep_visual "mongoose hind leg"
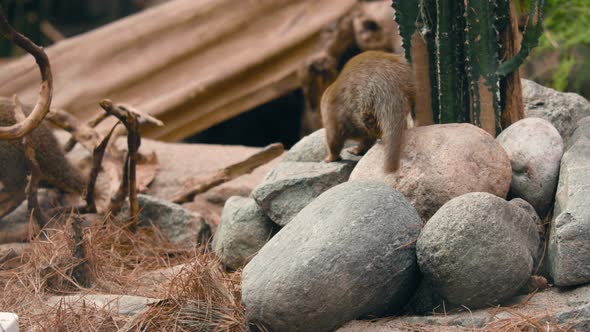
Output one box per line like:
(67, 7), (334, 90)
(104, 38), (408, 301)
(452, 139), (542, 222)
(324, 126), (345, 163)
(348, 137), (376, 156)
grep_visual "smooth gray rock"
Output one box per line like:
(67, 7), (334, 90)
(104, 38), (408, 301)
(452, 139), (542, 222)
(549, 135), (590, 286)
(212, 196), (275, 270)
(339, 284), (590, 331)
(417, 192), (540, 309)
(133, 194), (211, 246)
(243, 181), (423, 332)
(522, 79), (590, 144)
(497, 118), (564, 217)
(284, 128), (360, 163)
(251, 161), (354, 226)
(350, 124), (512, 221)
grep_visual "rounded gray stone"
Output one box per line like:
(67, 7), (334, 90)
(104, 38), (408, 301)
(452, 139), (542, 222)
(497, 118), (564, 217)
(242, 181), (422, 332)
(417, 192), (540, 309)
(212, 196), (275, 270)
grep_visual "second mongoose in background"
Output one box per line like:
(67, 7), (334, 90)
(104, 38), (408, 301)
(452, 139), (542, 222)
(0, 97), (86, 209)
(320, 50), (415, 172)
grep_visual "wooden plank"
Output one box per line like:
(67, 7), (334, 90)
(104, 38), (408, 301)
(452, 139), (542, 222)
(0, 0), (357, 141)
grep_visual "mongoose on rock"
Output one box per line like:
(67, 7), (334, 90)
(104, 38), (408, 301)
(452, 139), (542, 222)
(320, 50), (415, 172)
(0, 97), (86, 215)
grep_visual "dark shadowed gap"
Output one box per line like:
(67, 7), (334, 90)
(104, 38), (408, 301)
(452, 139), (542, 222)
(185, 89), (305, 149)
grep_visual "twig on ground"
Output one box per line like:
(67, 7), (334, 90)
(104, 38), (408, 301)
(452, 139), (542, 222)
(171, 143), (284, 204)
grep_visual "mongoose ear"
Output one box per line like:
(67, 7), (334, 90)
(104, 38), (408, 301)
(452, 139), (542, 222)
(0, 9), (53, 139)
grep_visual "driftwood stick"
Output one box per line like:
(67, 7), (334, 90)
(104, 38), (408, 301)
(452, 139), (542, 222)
(0, 8), (52, 139)
(171, 143), (284, 204)
(99, 100), (152, 231)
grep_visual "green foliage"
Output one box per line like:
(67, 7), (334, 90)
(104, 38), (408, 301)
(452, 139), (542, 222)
(540, 0), (590, 50)
(528, 0), (590, 94)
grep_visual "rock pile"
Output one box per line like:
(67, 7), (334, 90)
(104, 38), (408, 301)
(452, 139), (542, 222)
(210, 80), (590, 331)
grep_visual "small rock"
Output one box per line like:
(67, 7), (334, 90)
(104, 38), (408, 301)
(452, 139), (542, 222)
(497, 118), (564, 217)
(350, 123), (512, 220)
(522, 79), (590, 144)
(133, 194), (211, 246)
(284, 128), (360, 163)
(251, 161), (354, 226)
(0, 312), (18, 332)
(213, 197), (276, 270)
(243, 181), (423, 332)
(549, 134), (590, 286)
(47, 294), (160, 316)
(417, 192), (540, 309)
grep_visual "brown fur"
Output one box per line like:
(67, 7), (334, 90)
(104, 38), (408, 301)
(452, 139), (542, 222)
(0, 98), (86, 206)
(320, 51), (415, 172)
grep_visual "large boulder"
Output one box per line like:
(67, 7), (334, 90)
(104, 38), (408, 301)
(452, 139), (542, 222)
(242, 181), (422, 332)
(496, 118), (564, 217)
(549, 133), (590, 286)
(350, 123), (512, 220)
(212, 196), (275, 270)
(417, 192), (540, 309)
(522, 79), (590, 144)
(251, 161), (354, 226)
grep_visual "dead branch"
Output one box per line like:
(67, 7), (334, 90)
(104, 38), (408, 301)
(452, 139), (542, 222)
(0, 8), (52, 139)
(171, 143), (284, 204)
(13, 96), (50, 228)
(99, 100), (153, 232)
(85, 124), (119, 213)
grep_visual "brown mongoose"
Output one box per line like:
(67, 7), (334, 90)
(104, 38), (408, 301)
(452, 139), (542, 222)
(320, 50), (415, 172)
(0, 97), (86, 215)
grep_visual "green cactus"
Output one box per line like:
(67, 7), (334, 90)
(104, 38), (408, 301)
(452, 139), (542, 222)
(393, 0), (544, 135)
